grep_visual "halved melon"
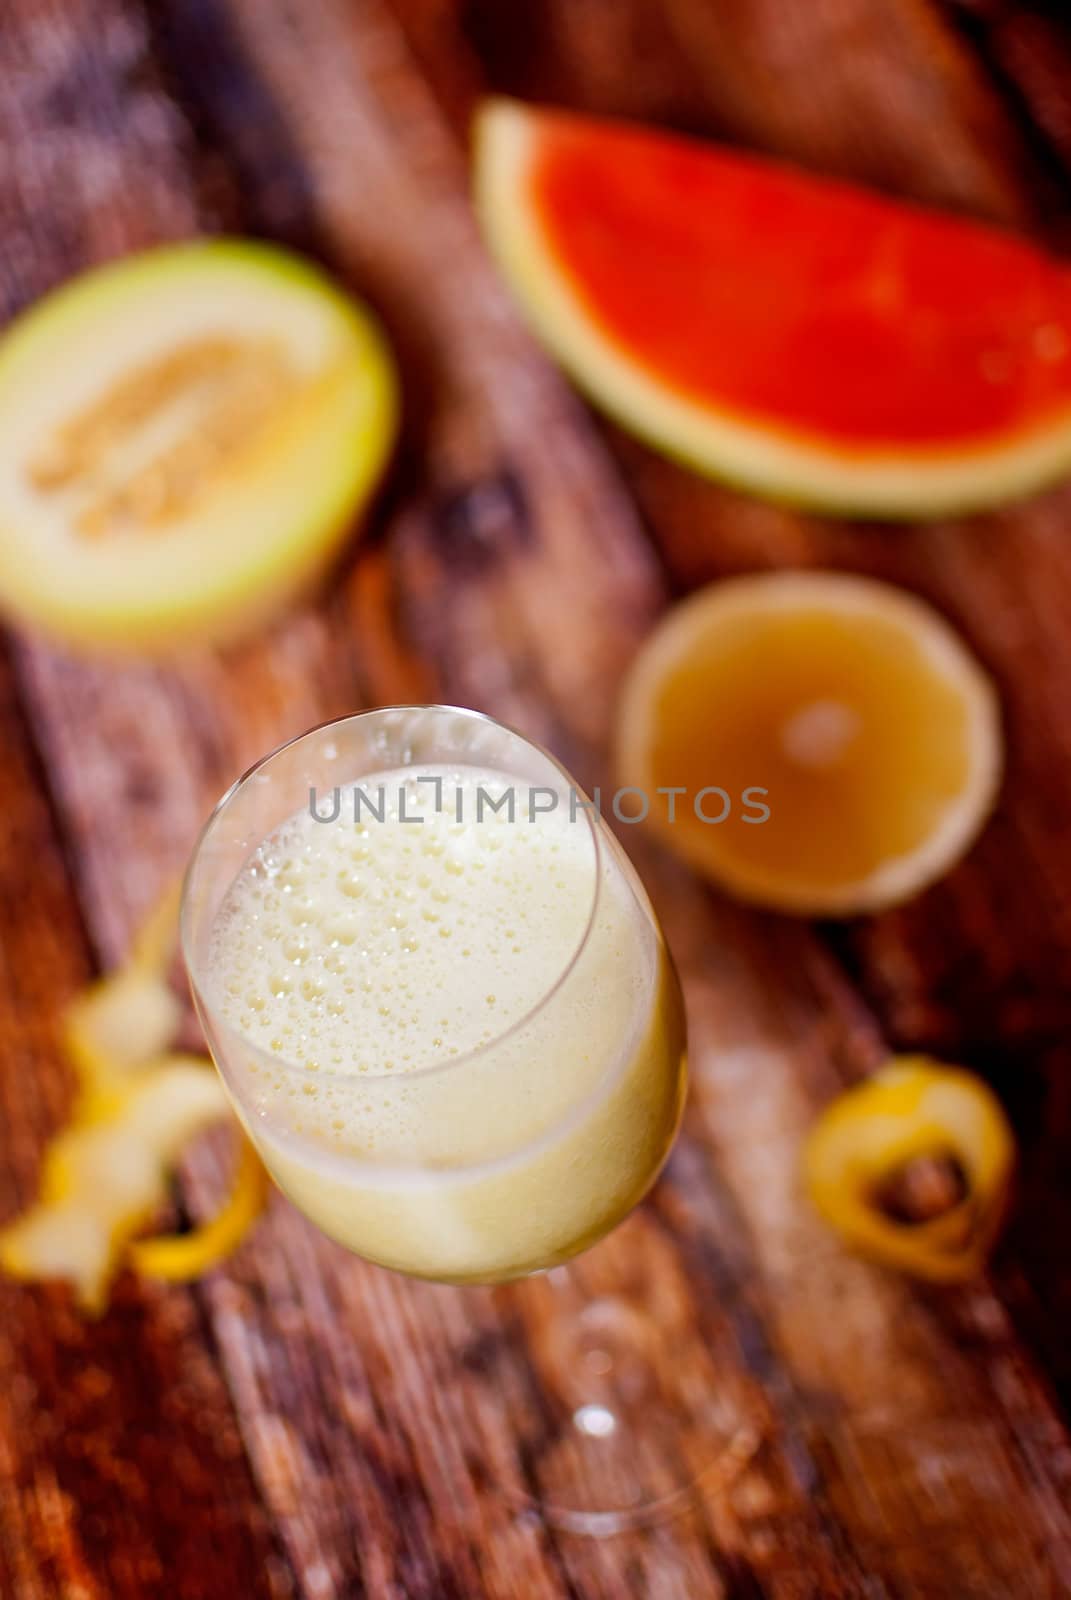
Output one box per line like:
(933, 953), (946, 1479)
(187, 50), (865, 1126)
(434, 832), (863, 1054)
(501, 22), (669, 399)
(0, 240), (398, 651)
(476, 100), (1071, 517)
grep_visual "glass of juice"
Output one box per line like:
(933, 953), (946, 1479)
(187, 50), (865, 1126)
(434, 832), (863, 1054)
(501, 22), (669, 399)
(183, 705), (748, 1529)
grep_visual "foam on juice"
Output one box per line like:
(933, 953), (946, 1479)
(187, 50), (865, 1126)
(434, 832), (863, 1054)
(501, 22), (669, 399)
(209, 766), (597, 1075)
(205, 763), (685, 1281)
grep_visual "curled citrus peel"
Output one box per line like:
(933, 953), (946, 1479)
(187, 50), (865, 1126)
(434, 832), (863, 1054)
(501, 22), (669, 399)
(130, 1131), (269, 1282)
(0, 883), (269, 1311)
(64, 966), (185, 1094)
(1, 1057), (232, 1311)
(63, 879), (182, 1090)
(804, 1057), (1016, 1282)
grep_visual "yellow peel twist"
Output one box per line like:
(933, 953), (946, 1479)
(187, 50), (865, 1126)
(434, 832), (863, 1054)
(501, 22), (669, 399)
(804, 1056), (1016, 1282)
(130, 1133), (270, 1281)
(0, 882), (269, 1310)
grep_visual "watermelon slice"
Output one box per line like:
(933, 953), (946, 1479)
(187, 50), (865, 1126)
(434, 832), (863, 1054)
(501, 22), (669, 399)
(475, 100), (1071, 517)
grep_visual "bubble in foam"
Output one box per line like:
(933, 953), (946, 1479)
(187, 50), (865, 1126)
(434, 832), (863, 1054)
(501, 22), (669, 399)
(208, 763), (599, 1079)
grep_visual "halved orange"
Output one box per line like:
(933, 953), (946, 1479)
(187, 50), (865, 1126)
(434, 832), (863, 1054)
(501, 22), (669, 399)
(616, 572), (1002, 915)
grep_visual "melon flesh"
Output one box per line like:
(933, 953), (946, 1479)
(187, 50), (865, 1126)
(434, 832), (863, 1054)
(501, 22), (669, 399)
(0, 240), (398, 651)
(476, 100), (1071, 516)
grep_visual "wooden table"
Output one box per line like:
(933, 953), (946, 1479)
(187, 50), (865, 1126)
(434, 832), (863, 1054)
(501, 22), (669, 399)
(2, 2), (1071, 1595)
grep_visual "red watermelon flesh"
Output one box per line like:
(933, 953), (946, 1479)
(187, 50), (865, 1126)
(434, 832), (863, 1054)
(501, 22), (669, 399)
(532, 114), (1071, 451)
(476, 100), (1071, 513)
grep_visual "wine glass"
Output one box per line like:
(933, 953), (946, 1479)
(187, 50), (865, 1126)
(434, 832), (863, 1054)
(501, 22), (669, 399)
(183, 705), (753, 1530)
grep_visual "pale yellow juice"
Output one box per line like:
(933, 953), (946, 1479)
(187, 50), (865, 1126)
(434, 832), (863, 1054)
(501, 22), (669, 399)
(206, 764), (685, 1282)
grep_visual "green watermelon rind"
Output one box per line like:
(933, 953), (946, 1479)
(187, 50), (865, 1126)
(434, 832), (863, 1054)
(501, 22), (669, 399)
(474, 99), (1071, 520)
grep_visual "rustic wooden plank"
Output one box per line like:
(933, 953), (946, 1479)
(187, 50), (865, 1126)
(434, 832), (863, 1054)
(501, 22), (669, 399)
(0, 648), (289, 1600)
(394, 0), (1071, 1419)
(2, 0), (1071, 1596)
(224, 0), (1069, 1587)
(405, 0), (1045, 217)
(941, 1), (1071, 239)
(7, 1), (759, 1587)
(9, 2), (651, 1595)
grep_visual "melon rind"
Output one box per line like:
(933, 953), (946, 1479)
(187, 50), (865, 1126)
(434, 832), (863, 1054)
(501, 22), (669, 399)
(0, 239), (399, 652)
(475, 100), (1071, 518)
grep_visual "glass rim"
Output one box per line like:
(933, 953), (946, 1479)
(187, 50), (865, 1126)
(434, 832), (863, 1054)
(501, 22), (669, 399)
(181, 704), (606, 1087)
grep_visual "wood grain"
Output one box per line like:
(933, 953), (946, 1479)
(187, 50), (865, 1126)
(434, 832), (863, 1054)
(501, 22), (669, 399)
(401, 0), (1071, 1421)
(0, 0), (1070, 1596)
(0, 649), (288, 1600)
